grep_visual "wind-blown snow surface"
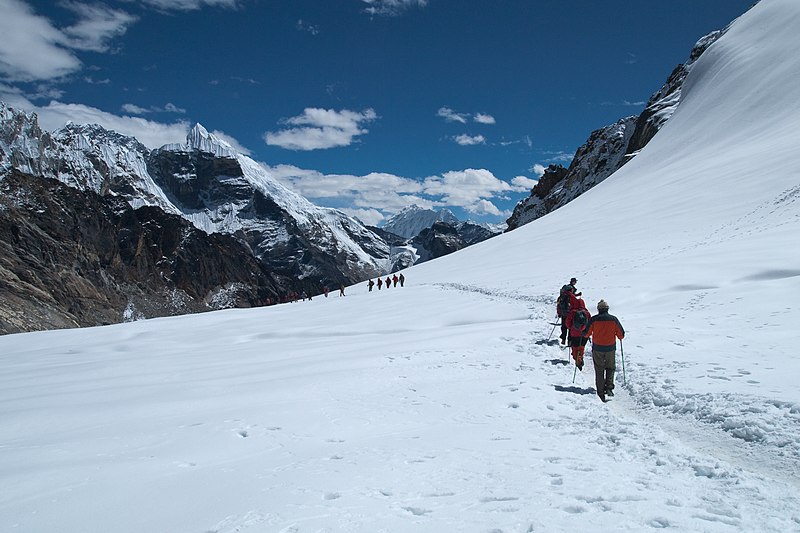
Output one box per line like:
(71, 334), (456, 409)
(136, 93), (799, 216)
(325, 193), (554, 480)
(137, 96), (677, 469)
(2, 0), (800, 531)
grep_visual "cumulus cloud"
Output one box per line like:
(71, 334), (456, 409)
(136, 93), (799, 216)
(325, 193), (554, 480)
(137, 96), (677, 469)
(512, 175), (538, 190)
(473, 113), (496, 124)
(264, 163), (526, 220)
(422, 168), (513, 214)
(361, 0), (427, 17)
(264, 108), (378, 151)
(529, 164), (547, 177)
(454, 134), (485, 146)
(7, 100), (190, 148)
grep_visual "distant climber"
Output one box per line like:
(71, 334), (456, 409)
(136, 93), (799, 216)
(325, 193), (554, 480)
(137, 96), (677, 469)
(368, 279), (375, 292)
(392, 274), (399, 287)
(399, 273), (405, 287)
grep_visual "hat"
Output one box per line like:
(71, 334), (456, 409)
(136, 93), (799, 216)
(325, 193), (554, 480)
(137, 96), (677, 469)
(570, 277), (577, 283)
(597, 299), (609, 311)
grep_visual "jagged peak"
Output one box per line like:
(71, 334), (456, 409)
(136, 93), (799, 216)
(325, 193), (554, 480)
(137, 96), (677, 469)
(160, 123), (238, 158)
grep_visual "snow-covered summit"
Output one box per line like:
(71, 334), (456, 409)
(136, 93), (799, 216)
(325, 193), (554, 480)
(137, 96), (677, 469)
(381, 205), (459, 239)
(161, 123), (238, 159)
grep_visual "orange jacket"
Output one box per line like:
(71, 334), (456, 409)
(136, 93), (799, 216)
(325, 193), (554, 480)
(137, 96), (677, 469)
(586, 311), (625, 351)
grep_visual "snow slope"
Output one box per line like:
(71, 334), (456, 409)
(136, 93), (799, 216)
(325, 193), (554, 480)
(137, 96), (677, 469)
(1, 0), (799, 531)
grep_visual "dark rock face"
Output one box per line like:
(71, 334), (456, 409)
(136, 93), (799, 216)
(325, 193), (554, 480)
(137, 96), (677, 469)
(507, 29), (728, 232)
(0, 170), (284, 335)
(412, 221), (463, 262)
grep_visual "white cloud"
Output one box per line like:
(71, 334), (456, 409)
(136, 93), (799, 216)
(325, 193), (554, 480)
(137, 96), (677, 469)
(437, 107), (468, 124)
(529, 164), (546, 177)
(0, 0), (137, 82)
(60, 2), (138, 53)
(122, 102), (187, 115)
(361, 0), (427, 16)
(264, 108), (378, 151)
(422, 168), (513, 210)
(140, 0), (240, 11)
(211, 129), (251, 155)
(474, 113), (496, 125)
(121, 103), (149, 114)
(468, 199), (509, 217)
(454, 134), (485, 146)
(512, 175), (538, 190)
(16, 100), (190, 148)
(0, 0), (82, 81)
(339, 208), (385, 226)
(262, 164), (524, 220)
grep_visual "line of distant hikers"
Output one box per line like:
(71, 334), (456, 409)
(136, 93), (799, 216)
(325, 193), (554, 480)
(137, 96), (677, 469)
(556, 277), (625, 403)
(367, 273), (405, 291)
(262, 272), (407, 304)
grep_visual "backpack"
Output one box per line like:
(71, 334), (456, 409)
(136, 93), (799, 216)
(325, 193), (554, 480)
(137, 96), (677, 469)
(573, 309), (588, 331)
(557, 286), (572, 315)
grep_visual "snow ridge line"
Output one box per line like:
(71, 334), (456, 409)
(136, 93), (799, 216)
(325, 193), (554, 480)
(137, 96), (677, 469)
(434, 282), (553, 305)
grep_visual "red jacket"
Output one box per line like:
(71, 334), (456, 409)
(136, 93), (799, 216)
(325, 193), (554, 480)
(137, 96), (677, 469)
(565, 300), (590, 337)
(586, 311), (625, 352)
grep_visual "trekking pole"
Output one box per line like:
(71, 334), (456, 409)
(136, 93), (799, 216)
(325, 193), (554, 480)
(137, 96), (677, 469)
(572, 360), (577, 383)
(546, 313), (559, 342)
(620, 339), (626, 385)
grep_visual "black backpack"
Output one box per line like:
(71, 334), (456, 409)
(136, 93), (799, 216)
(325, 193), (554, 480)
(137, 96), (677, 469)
(573, 309), (588, 331)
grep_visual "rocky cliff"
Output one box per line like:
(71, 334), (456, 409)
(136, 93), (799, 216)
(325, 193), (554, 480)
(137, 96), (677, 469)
(507, 29), (728, 231)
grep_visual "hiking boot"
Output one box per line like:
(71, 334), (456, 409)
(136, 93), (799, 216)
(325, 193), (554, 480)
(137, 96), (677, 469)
(577, 361), (583, 371)
(598, 393), (606, 403)
(606, 389), (614, 397)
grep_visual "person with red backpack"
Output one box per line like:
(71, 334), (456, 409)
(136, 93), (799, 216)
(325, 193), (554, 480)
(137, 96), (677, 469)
(556, 278), (581, 345)
(565, 298), (591, 370)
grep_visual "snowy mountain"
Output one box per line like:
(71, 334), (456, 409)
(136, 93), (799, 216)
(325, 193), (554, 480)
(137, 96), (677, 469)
(1, 110), (395, 317)
(3, 1), (800, 531)
(507, 26), (728, 230)
(381, 205), (459, 239)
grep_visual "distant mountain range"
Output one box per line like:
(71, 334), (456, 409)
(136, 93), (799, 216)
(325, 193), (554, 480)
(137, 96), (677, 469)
(0, 109), (502, 333)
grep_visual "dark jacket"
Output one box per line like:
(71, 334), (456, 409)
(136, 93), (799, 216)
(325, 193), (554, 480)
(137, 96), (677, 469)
(586, 311), (625, 352)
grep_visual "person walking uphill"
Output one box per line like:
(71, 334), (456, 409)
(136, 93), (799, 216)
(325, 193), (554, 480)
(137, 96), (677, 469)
(556, 278), (581, 345)
(585, 299), (625, 403)
(565, 298), (591, 370)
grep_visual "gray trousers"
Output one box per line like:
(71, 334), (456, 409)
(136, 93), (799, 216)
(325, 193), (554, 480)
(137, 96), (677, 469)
(592, 349), (616, 396)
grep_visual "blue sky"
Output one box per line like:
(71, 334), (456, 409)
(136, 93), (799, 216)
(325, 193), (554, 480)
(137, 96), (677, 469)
(0, 0), (756, 225)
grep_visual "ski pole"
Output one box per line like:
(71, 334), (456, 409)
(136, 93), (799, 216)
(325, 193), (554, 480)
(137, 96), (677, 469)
(620, 339), (626, 385)
(572, 359), (577, 383)
(546, 314), (559, 342)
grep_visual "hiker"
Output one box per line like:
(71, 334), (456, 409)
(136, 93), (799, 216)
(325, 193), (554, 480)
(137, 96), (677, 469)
(385, 276), (391, 288)
(399, 273), (405, 287)
(324, 286), (329, 298)
(392, 274), (399, 287)
(339, 284), (346, 297)
(368, 279), (375, 292)
(565, 298), (591, 370)
(586, 299), (625, 402)
(556, 278), (580, 344)
(377, 277), (383, 290)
